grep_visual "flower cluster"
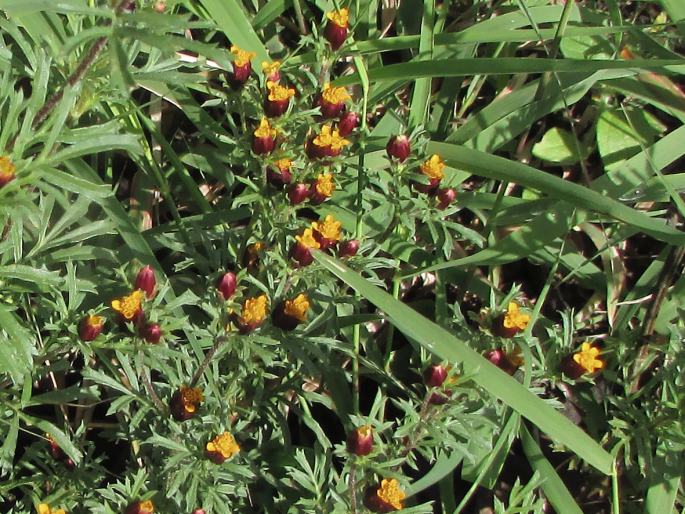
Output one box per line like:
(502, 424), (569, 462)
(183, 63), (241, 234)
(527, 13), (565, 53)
(291, 214), (357, 266)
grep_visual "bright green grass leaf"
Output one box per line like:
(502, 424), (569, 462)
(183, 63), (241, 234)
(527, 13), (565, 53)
(520, 425), (584, 514)
(427, 141), (685, 246)
(314, 252), (614, 475)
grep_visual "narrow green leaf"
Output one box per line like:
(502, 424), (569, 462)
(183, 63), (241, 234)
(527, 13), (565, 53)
(314, 252), (614, 475)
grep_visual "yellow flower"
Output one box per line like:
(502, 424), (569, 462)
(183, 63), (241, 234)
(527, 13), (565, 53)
(0, 155), (16, 183)
(573, 342), (604, 374)
(239, 294), (268, 327)
(283, 294), (310, 322)
(111, 290), (145, 321)
(254, 117), (277, 139)
(230, 45), (255, 67)
(206, 432), (240, 460)
(321, 83), (351, 105)
(275, 158), (291, 172)
(38, 504), (66, 514)
(502, 302), (530, 331)
(139, 501), (155, 514)
(376, 478), (406, 510)
(420, 154), (445, 180)
(267, 81), (295, 102)
(312, 124), (334, 148)
(262, 60), (281, 76)
(326, 8), (349, 28)
(313, 173), (335, 198)
(179, 386), (203, 413)
(311, 215), (342, 242)
(296, 228), (321, 250)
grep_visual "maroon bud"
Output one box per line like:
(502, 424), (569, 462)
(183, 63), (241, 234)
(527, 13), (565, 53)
(140, 323), (162, 344)
(266, 159), (292, 188)
(263, 82), (295, 117)
(288, 183), (310, 205)
(436, 188), (457, 209)
(338, 111), (359, 136)
(413, 178), (441, 195)
(324, 10), (349, 51)
(227, 46), (255, 90)
(135, 265), (156, 299)
(290, 242), (314, 267)
(252, 117), (277, 156)
(64, 457), (75, 470)
(338, 239), (359, 258)
(347, 425), (373, 456)
(217, 272), (237, 300)
(386, 135), (411, 162)
(486, 348), (520, 375)
(560, 354), (585, 380)
(423, 364), (447, 388)
(125, 500), (155, 514)
(79, 315), (105, 342)
(170, 386), (203, 422)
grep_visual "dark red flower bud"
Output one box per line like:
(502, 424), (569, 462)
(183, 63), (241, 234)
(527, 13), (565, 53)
(125, 500), (155, 514)
(135, 265), (156, 299)
(347, 425), (373, 456)
(486, 348), (521, 376)
(560, 354), (585, 380)
(386, 135), (411, 162)
(338, 111), (360, 136)
(266, 159), (292, 188)
(288, 183), (310, 205)
(338, 239), (359, 258)
(228, 46), (255, 89)
(252, 117), (277, 155)
(324, 9), (349, 51)
(79, 315), (105, 342)
(217, 272), (237, 300)
(264, 81), (295, 117)
(436, 188), (457, 209)
(317, 83), (350, 119)
(423, 364), (447, 388)
(290, 241), (315, 267)
(140, 323), (162, 344)
(412, 178), (441, 195)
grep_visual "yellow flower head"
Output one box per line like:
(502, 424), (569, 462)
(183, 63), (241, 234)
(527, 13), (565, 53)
(503, 302), (530, 330)
(573, 342), (604, 374)
(329, 129), (350, 152)
(262, 60), (281, 76)
(239, 294), (268, 327)
(275, 158), (291, 172)
(38, 504), (66, 514)
(284, 293), (310, 322)
(139, 501), (154, 514)
(179, 385), (204, 413)
(311, 215), (341, 242)
(296, 228), (321, 250)
(313, 173), (335, 197)
(326, 8), (349, 28)
(420, 154), (446, 181)
(111, 290), (145, 320)
(357, 424), (372, 438)
(312, 124), (334, 148)
(230, 45), (255, 67)
(376, 478), (406, 510)
(0, 156), (16, 180)
(206, 432), (240, 459)
(254, 117), (277, 139)
(86, 314), (104, 327)
(322, 83), (351, 105)
(267, 81), (295, 102)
